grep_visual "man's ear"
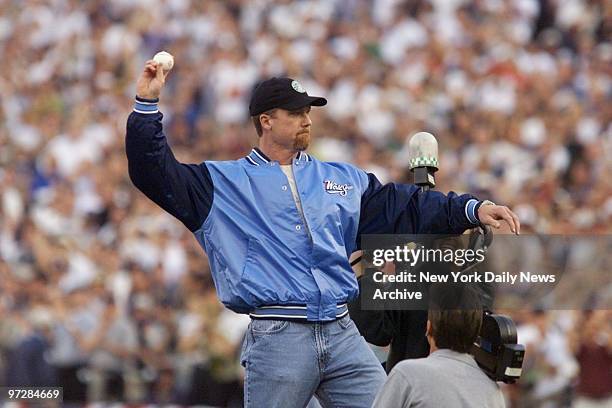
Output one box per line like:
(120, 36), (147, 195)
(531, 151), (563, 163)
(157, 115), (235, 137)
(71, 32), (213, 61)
(426, 320), (432, 337)
(260, 114), (273, 131)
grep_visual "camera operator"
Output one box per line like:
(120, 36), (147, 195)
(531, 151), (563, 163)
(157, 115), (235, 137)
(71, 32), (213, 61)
(349, 231), (494, 373)
(373, 283), (505, 408)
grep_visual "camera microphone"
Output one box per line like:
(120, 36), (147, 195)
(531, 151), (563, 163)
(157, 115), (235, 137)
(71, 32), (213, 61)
(407, 131), (439, 191)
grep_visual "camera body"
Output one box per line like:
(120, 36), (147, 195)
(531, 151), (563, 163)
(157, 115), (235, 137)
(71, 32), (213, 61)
(472, 312), (525, 383)
(465, 227), (526, 383)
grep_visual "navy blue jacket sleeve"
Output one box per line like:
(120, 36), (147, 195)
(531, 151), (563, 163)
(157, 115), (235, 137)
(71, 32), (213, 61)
(358, 172), (479, 239)
(125, 108), (213, 232)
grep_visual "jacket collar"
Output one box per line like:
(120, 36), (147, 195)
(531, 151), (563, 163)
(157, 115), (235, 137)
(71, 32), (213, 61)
(245, 147), (311, 166)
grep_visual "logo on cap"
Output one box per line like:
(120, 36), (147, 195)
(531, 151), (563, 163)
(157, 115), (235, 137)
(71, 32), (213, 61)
(291, 80), (306, 93)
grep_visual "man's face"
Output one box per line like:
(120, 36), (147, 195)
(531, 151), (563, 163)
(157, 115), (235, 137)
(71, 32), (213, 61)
(263, 106), (312, 151)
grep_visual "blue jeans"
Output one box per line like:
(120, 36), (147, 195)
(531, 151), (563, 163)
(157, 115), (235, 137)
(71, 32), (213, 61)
(240, 315), (386, 408)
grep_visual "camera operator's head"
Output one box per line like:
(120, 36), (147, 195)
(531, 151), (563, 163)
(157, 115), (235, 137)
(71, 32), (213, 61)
(427, 283), (483, 353)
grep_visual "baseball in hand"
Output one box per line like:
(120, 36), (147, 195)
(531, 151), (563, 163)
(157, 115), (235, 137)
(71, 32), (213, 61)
(153, 51), (174, 71)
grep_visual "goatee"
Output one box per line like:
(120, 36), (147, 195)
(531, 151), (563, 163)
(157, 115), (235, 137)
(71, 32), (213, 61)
(294, 133), (310, 151)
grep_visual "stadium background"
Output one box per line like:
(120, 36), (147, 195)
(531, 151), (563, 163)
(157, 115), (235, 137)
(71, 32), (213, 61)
(0, 0), (610, 406)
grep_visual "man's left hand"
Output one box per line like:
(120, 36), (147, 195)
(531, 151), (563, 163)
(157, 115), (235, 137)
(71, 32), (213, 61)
(478, 204), (521, 235)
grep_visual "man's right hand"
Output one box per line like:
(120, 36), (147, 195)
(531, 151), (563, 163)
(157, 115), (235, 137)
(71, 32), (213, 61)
(136, 60), (169, 100)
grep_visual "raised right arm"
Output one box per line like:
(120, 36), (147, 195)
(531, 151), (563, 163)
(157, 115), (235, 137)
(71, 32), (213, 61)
(125, 60), (213, 232)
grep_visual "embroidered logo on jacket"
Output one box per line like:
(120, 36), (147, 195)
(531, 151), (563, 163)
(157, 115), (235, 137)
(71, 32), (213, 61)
(323, 180), (354, 196)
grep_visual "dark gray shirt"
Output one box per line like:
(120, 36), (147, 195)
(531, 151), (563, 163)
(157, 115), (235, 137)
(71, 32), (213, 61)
(373, 349), (506, 408)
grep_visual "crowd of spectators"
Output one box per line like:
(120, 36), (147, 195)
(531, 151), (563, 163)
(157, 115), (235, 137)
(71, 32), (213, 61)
(0, 0), (609, 406)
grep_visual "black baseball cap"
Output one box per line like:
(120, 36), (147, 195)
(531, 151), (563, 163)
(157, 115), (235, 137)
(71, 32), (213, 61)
(249, 77), (327, 116)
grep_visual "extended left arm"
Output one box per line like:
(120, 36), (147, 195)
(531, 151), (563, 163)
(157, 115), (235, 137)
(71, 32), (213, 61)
(357, 173), (520, 239)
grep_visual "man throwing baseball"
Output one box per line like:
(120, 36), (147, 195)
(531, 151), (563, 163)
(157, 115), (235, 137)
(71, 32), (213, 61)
(126, 60), (520, 408)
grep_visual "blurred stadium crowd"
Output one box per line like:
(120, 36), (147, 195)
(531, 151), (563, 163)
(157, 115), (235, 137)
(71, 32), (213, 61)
(0, 0), (610, 406)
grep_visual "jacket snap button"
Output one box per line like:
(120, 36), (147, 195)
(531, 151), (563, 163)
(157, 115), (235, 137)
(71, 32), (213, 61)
(282, 185), (288, 191)
(295, 225), (301, 231)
